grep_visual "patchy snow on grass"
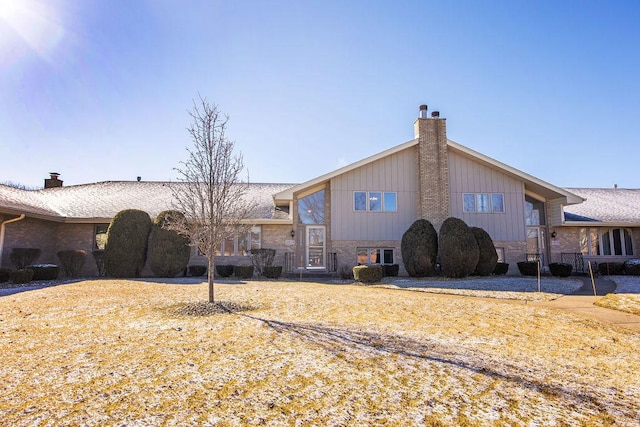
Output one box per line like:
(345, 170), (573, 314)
(376, 276), (582, 301)
(596, 275), (640, 315)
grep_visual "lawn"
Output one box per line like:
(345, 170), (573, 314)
(596, 276), (640, 315)
(1, 279), (639, 426)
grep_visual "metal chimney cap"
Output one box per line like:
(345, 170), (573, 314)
(419, 105), (428, 111)
(431, 111), (440, 118)
(49, 172), (60, 179)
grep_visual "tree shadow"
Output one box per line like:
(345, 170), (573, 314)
(240, 313), (636, 419)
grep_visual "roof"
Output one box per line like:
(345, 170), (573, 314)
(274, 138), (583, 205)
(563, 188), (640, 225)
(0, 182), (296, 223)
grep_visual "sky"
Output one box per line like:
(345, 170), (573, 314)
(0, 0), (639, 190)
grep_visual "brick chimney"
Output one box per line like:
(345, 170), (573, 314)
(414, 105), (449, 231)
(44, 172), (63, 189)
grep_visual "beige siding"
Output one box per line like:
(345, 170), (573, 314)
(449, 151), (526, 241)
(330, 147), (418, 241)
(547, 198), (564, 227)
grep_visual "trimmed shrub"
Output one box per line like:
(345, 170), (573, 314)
(338, 264), (354, 280)
(549, 262), (573, 278)
(189, 265), (207, 277)
(383, 264), (399, 277)
(26, 264), (59, 281)
(0, 268), (11, 283)
(598, 262), (625, 276)
(353, 265), (383, 284)
(103, 209), (152, 278)
(263, 266), (283, 279)
(10, 269), (34, 284)
(148, 210), (191, 278)
(250, 248), (276, 276)
(517, 261), (539, 276)
(439, 217), (479, 279)
(92, 250), (105, 276)
(624, 259), (640, 276)
(493, 262), (510, 275)
(234, 265), (254, 280)
(215, 264), (234, 278)
(10, 248), (41, 270)
(57, 250), (86, 278)
(471, 227), (498, 276)
(401, 219), (438, 277)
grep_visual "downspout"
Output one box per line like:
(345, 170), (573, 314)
(0, 214), (26, 268)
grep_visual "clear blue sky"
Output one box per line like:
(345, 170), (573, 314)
(1, 0), (639, 189)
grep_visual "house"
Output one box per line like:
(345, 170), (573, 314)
(1, 105), (638, 276)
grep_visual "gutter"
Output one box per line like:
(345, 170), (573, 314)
(0, 214), (26, 268)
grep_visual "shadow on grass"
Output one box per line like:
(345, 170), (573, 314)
(242, 313), (635, 419)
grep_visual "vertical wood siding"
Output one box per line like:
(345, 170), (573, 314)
(330, 147), (418, 240)
(449, 151), (526, 241)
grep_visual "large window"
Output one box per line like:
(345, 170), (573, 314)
(580, 227), (634, 256)
(354, 191), (397, 212)
(298, 190), (325, 224)
(357, 248), (394, 265)
(215, 226), (261, 256)
(463, 193), (505, 214)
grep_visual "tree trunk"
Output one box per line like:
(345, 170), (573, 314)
(208, 256), (215, 303)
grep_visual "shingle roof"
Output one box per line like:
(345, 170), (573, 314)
(0, 182), (296, 222)
(563, 188), (640, 224)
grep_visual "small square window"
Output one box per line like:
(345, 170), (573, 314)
(354, 192), (366, 211)
(369, 192), (382, 212)
(383, 192), (397, 212)
(477, 194), (490, 213)
(492, 194), (505, 213)
(463, 194), (476, 213)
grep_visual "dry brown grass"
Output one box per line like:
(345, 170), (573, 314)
(595, 293), (640, 315)
(1, 279), (639, 426)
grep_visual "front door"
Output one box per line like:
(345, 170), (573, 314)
(526, 226), (547, 265)
(306, 226), (325, 269)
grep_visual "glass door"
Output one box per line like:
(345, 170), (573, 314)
(306, 226), (325, 269)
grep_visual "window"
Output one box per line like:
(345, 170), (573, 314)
(579, 227), (633, 256)
(353, 191), (397, 212)
(356, 248), (394, 265)
(94, 224), (108, 250)
(214, 226), (262, 256)
(525, 196), (545, 225)
(298, 190), (325, 224)
(463, 193), (505, 214)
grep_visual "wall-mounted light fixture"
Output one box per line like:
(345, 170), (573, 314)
(290, 229), (295, 238)
(551, 231), (557, 239)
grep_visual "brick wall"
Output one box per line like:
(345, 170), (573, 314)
(414, 116), (450, 231)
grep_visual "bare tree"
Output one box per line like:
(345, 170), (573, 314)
(170, 96), (254, 303)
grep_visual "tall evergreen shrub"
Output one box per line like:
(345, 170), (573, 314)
(148, 210), (191, 277)
(470, 227), (498, 276)
(439, 217), (479, 278)
(401, 219), (438, 277)
(103, 209), (152, 278)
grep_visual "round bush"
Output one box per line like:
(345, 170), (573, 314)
(263, 265), (283, 279)
(215, 264), (234, 278)
(0, 268), (11, 283)
(234, 265), (254, 280)
(439, 217), (479, 278)
(471, 227), (498, 276)
(401, 219), (438, 277)
(10, 269), (34, 284)
(57, 250), (86, 278)
(189, 265), (207, 277)
(517, 261), (540, 276)
(383, 264), (400, 277)
(26, 264), (59, 281)
(338, 264), (354, 280)
(148, 210), (191, 278)
(353, 265), (383, 284)
(624, 259), (640, 276)
(598, 262), (625, 276)
(549, 262), (573, 278)
(103, 209), (152, 278)
(493, 262), (509, 275)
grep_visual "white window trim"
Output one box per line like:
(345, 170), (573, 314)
(462, 192), (505, 214)
(356, 247), (395, 265)
(353, 191), (398, 213)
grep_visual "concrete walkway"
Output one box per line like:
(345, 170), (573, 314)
(532, 277), (640, 332)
